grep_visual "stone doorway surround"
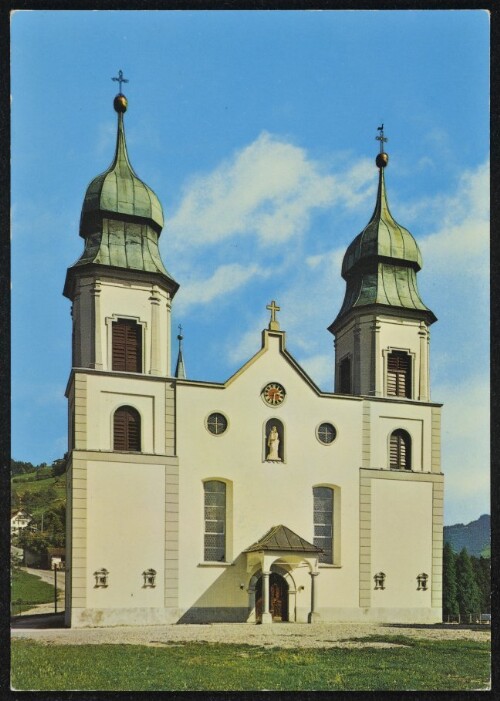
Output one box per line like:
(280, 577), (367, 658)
(244, 525), (322, 624)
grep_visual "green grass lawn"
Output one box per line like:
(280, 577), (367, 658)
(11, 637), (490, 691)
(11, 569), (55, 614)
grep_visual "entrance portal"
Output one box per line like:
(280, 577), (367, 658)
(255, 573), (289, 622)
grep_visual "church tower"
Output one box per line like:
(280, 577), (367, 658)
(329, 129), (436, 401)
(63, 79), (180, 627)
(63, 88), (179, 375)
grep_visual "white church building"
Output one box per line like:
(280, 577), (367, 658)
(63, 89), (444, 628)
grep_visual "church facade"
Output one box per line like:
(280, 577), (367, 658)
(63, 90), (443, 628)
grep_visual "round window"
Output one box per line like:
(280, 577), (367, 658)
(317, 422), (337, 445)
(206, 412), (228, 435)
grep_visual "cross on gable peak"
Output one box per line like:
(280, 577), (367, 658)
(266, 300), (281, 331)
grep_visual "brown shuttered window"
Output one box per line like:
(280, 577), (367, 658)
(390, 429), (411, 470)
(387, 351), (411, 398)
(112, 320), (142, 373)
(339, 357), (352, 394)
(113, 406), (141, 452)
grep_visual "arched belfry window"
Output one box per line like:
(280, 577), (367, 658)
(339, 357), (352, 394)
(112, 319), (142, 373)
(204, 481), (226, 562)
(387, 351), (411, 398)
(113, 406), (141, 452)
(390, 429), (411, 470)
(264, 419), (284, 462)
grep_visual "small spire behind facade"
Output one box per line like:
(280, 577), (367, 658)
(175, 324), (186, 379)
(266, 300), (281, 331)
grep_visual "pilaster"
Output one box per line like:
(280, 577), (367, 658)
(431, 479), (444, 609)
(353, 321), (361, 395)
(149, 285), (161, 376)
(418, 322), (429, 401)
(359, 473), (372, 607)
(90, 281), (103, 370)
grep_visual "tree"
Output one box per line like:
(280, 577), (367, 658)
(443, 541), (459, 619)
(455, 547), (482, 619)
(471, 555), (491, 613)
(10, 459), (36, 476)
(17, 530), (52, 557)
(51, 458), (67, 478)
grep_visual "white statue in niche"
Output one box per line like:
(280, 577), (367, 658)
(267, 425), (281, 461)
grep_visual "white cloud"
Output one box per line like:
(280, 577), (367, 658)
(167, 132), (375, 250)
(175, 263), (265, 312)
(406, 161), (489, 275)
(225, 246), (343, 387)
(299, 354), (333, 389)
(228, 321), (266, 366)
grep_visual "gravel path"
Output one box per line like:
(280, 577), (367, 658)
(11, 622), (490, 649)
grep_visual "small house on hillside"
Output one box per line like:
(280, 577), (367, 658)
(10, 510), (34, 536)
(46, 547), (66, 570)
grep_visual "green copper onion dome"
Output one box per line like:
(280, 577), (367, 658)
(80, 94), (164, 234)
(341, 160), (422, 276)
(64, 90), (178, 299)
(329, 139), (435, 332)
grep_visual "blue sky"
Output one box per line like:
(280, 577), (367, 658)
(11, 10), (489, 525)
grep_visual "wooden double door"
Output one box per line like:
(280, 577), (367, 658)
(256, 573), (289, 622)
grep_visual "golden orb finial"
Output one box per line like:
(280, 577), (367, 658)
(376, 152), (389, 168)
(112, 70), (129, 113)
(113, 94), (128, 113)
(375, 124), (388, 168)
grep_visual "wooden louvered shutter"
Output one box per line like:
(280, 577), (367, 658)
(387, 352), (411, 398)
(114, 406), (141, 452)
(390, 430), (411, 470)
(114, 408), (127, 450)
(112, 320), (142, 372)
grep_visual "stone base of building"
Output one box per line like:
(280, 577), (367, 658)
(66, 605), (442, 627)
(66, 607), (182, 628)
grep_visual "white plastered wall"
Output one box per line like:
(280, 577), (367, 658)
(83, 374), (167, 454)
(86, 461), (166, 609)
(175, 332), (364, 617)
(371, 478), (433, 609)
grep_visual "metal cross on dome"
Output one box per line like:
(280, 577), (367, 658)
(376, 124), (388, 152)
(112, 70), (129, 93)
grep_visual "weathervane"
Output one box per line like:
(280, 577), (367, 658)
(376, 124), (388, 153)
(112, 70), (129, 94)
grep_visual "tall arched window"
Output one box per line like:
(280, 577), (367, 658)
(387, 351), (411, 398)
(390, 429), (411, 470)
(112, 319), (142, 373)
(204, 481), (226, 562)
(313, 487), (333, 564)
(113, 406), (141, 452)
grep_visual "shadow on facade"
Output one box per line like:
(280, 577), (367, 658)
(177, 554), (251, 624)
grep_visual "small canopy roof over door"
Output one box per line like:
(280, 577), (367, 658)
(244, 524), (323, 554)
